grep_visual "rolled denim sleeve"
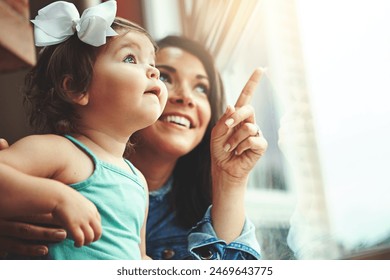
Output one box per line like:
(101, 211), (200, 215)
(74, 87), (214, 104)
(188, 206), (261, 260)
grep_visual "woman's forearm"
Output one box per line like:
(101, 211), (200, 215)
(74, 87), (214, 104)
(211, 166), (248, 244)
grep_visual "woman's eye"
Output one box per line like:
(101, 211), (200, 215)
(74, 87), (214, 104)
(194, 84), (209, 94)
(123, 55), (136, 64)
(159, 73), (172, 84)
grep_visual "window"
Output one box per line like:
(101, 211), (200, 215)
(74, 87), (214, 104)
(142, 0), (390, 259)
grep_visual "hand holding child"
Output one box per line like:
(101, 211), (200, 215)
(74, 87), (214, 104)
(0, 137), (101, 248)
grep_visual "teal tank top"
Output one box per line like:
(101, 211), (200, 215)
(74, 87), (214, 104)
(49, 135), (146, 260)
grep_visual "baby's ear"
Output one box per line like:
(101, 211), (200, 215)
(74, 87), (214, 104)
(62, 75), (89, 106)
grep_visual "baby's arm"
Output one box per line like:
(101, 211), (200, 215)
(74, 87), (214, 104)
(139, 202), (151, 260)
(0, 135), (102, 247)
(135, 170), (151, 260)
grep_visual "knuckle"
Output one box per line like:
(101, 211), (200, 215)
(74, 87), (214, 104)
(17, 224), (31, 236)
(263, 138), (269, 150)
(254, 136), (268, 151)
(42, 229), (54, 239)
(97, 226), (102, 238)
(241, 89), (251, 97)
(242, 123), (252, 132)
(243, 104), (254, 114)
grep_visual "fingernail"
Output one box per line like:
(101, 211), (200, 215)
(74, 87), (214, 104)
(223, 143), (231, 152)
(36, 247), (48, 256)
(53, 230), (66, 240)
(225, 118), (234, 127)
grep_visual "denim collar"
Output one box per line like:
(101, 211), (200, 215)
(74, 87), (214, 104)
(149, 176), (173, 200)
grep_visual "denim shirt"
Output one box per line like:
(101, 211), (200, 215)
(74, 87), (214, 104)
(146, 177), (261, 260)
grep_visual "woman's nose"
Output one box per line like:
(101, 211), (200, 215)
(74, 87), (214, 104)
(147, 66), (160, 80)
(169, 84), (195, 108)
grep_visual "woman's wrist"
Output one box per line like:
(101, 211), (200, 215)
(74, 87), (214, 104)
(211, 162), (249, 193)
(211, 164), (248, 243)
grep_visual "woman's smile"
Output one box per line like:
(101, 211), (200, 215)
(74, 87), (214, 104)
(159, 113), (194, 129)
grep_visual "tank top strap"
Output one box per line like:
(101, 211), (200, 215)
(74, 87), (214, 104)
(64, 134), (99, 164)
(124, 158), (138, 176)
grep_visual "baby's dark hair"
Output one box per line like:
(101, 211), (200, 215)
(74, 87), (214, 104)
(24, 17), (156, 134)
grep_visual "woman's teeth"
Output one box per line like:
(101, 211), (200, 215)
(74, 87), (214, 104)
(163, 115), (191, 128)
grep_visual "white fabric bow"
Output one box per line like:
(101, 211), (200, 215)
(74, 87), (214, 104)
(31, 1), (118, 47)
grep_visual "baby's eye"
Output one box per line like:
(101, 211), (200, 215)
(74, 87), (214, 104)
(194, 84), (209, 94)
(123, 55), (136, 64)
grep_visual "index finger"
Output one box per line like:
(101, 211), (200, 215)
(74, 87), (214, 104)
(234, 67), (264, 108)
(11, 213), (62, 226)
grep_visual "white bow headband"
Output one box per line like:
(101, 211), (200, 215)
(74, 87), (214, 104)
(31, 1), (118, 47)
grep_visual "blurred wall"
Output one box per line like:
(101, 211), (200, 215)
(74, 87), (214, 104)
(0, 70), (33, 144)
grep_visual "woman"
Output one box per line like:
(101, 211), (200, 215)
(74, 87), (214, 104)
(0, 36), (267, 260)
